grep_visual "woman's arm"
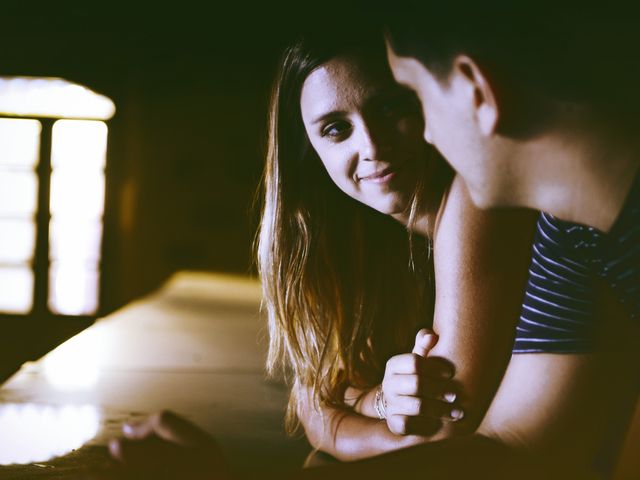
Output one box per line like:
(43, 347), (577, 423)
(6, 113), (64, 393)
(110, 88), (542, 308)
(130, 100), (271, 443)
(425, 175), (538, 438)
(297, 386), (430, 461)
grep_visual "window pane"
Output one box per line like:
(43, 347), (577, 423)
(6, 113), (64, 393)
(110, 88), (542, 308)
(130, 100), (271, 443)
(51, 120), (107, 170)
(49, 220), (102, 263)
(0, 266), (33, 313)
(0, 171), (38, 216)
(0, 219), (36, 263)
(0, 119), (41, 167)
(50, 170), (104, 220)
(0, 77), (115, 120)
(49, 262), (98, 315)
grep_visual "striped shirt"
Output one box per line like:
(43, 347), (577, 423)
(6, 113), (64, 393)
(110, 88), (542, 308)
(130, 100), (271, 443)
(514, 173), (640, 353)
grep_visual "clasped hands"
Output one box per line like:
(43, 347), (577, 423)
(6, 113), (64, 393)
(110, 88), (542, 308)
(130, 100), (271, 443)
(348, 328), (463, 437)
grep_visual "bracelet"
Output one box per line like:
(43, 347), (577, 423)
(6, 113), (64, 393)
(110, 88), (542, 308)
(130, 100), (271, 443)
(374, 386), (387, 420)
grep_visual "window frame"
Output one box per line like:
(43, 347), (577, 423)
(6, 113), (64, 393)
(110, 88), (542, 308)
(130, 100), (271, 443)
(0, 114), (105, 322)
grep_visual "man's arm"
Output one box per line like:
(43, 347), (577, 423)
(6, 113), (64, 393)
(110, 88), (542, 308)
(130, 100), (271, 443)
(292, 434), (599, 480)
(425, 176), (538, 437)
(297, 277), (639, 478)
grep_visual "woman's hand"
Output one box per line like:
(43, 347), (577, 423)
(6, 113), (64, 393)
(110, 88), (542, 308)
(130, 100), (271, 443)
(381, 329), (463, 436)
(91, 410), (233, 480)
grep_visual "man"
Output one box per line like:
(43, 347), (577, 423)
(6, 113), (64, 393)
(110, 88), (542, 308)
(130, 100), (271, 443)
(383, 0), (639, 473)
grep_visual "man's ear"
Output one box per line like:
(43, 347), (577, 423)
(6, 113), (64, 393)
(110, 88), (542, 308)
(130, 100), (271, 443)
(452, 55), (499, 136)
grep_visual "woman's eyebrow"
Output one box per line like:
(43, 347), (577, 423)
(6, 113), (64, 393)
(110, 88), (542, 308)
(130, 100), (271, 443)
(312, 110), (349, 125)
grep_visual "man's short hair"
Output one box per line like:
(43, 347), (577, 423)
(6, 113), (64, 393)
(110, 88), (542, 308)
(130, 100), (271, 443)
(386, 2), (640, 113)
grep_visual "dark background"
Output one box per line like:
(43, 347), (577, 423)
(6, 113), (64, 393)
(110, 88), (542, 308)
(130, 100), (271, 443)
(0, 2), (310, 379)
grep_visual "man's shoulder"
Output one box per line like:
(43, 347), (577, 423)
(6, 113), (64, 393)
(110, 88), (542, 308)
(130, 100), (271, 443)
(535, 212), (604, 251)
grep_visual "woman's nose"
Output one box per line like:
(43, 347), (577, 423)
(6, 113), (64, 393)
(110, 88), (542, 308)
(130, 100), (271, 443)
(360, 124), (390, 162)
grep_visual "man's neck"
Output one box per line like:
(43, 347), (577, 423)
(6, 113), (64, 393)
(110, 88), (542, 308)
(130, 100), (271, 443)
(519, 125), (640, 233)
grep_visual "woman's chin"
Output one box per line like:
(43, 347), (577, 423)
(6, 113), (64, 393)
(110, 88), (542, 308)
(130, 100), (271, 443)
(370, 198), (411, 217)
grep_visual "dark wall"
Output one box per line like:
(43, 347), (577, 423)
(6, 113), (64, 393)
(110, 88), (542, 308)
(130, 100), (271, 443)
(1, 4), (302, 313)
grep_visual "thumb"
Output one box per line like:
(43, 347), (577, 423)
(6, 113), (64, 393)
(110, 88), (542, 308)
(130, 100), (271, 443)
(412, 328), (438, 357)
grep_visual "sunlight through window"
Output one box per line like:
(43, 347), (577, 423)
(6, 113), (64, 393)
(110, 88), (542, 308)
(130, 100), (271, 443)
(49, 263), (99, 316)
(0, 220), (36, 264)
(0, 77), (115, 120)
(0, 267), (34, 313)
(0, 171), (38, 216)
(0, 118), (39, 314)
(48, 120), (107, 315)
(49, 220), (102, 263)
(0, 78), (113, 317)
(0, 118), (40, 166)
(51, 120), (107, 169)
(50, 169), (105, 220)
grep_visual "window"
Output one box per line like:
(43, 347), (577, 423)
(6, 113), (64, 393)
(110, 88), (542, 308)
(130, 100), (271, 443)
(0, 119), (40, 313)
(0, 77), (115, 317)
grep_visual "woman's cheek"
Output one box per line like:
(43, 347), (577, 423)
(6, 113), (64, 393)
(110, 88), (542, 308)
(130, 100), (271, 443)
(323, 159), (354, 196)
(397, 116), (423, 137)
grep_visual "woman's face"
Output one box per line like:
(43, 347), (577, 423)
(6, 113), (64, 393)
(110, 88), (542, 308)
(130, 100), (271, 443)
(300, 54), (427, 216)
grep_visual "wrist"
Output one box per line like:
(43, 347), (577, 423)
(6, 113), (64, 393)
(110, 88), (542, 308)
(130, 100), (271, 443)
(347, 387), (379, 418)
(374, 385), (388, 420)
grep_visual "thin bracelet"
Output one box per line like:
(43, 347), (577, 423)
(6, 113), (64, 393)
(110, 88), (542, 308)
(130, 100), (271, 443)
(374, 386), (387, 420)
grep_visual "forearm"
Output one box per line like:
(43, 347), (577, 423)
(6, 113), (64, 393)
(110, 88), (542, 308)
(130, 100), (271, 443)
(301, 403), (429, 462)
(291, 434), (597, 480)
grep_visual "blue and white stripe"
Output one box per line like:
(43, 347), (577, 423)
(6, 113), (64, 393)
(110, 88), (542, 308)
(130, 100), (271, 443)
(513, 174), (640, 354)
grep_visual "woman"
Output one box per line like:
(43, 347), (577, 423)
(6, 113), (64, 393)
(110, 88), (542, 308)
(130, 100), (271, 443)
(256, 28), (538, 461)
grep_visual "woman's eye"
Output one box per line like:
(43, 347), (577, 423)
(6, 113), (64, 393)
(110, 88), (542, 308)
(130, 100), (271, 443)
(321, 121), (351, 139)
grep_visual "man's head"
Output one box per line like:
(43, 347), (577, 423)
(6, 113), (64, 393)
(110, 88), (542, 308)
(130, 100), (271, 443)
(384, 2), (640, 207)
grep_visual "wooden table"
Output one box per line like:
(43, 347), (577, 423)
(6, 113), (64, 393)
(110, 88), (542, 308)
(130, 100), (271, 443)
(0, 272), (309, 479)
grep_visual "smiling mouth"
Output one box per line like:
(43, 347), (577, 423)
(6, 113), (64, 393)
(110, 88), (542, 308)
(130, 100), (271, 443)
(357, 165), (402, 184)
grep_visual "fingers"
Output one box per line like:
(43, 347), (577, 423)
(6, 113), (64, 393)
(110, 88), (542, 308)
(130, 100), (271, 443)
(386, 353), (454, 379)
(388, 395), (464, 421)
(381, 370), (464, 431)
(412, 328), (438, 357)
(380, 330), (463, 437)
(390, 373), (454, 398)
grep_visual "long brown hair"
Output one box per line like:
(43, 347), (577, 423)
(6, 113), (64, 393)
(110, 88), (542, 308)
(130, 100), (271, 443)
(257, 29), (452, 433)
